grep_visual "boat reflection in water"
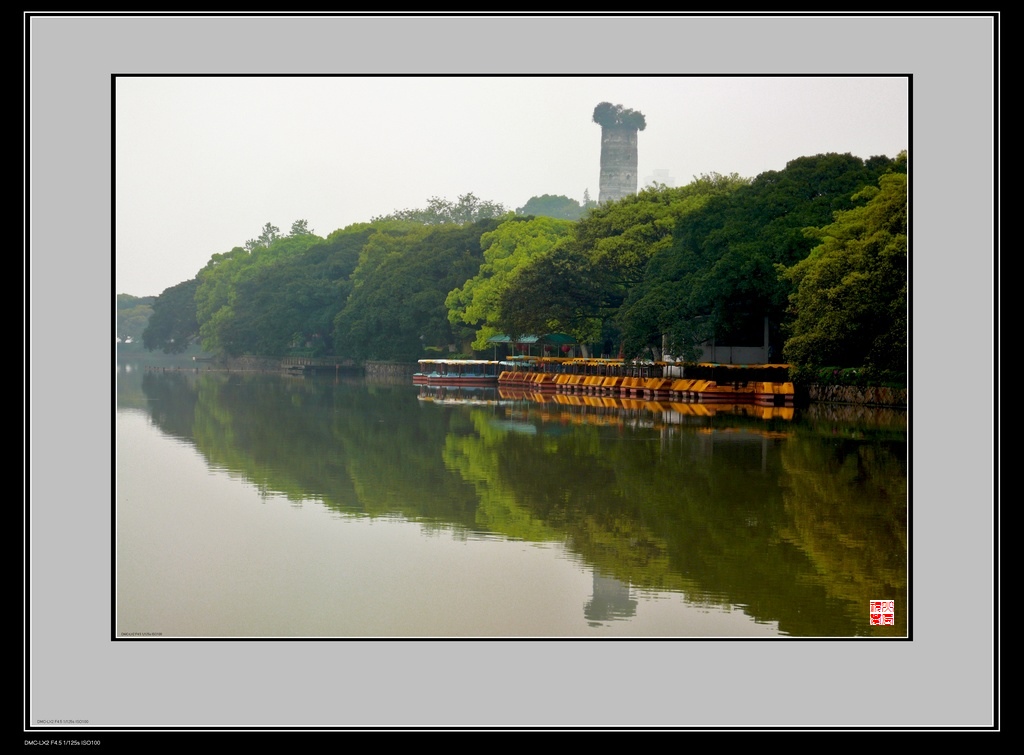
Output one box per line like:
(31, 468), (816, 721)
(418, 382), (796, 431)
(416, 383), (504, 406)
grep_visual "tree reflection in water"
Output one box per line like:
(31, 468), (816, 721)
(118, 368), (907, 637)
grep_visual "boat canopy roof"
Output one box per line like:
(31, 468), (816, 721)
(565, 357), (625, 366)
(417, 359), (500, 365)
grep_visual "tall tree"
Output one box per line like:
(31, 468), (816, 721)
(334, 219), (500, 360)
(780, 167), (908, 379)
(217, 256), (340, 357)
(372, 193), (507, 225)
(446, 216), (572, 349)
(290, 219), (313, 236)
(245, 222), (281, 251)
(195, 228), (326, 355)
(497, 244), (614, 346)
(142, 278), (200, 353)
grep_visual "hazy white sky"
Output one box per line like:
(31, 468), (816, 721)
(115, 75), (907, 296)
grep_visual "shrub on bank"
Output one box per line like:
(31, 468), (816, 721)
(805, 366), (906, 390)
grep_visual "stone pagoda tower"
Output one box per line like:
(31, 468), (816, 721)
(593, 102), (647, 204)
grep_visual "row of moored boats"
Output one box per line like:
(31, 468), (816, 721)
(413, 358), (795, 406)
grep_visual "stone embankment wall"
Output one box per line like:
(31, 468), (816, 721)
(806, 384), (906, 408)
(217, 356), (361, 373)
(213, 357), (415, 377)
(364, 361), (417, 380)
(220, 356), (280, 372)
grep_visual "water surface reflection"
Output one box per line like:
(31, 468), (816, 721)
(116, 366), (907, 637)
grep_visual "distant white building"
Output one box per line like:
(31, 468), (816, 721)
(643, 168), (675, 188)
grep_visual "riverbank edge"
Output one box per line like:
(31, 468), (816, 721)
(804, 384), (906, 408)
(198, 357), (905, 408)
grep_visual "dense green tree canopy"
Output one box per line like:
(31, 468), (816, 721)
(445, 216), (573, 349)
(116, 294), (154, 344)
(333, 218), (500, 361)
(498, 174), (751, 352)
(213, 255), (340, 357)
(130, 153), (908, 378)
(141, 278), (200, 353)
(616, 153), (905, 359)
(497, 243), (615, 346)
(190, 224), (367, 357)
(780, 166), (908, 379)
(515, 194), (589, 221)
(193, 223), (332, 355)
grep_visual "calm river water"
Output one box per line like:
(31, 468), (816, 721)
(115, 362), (908, 638)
